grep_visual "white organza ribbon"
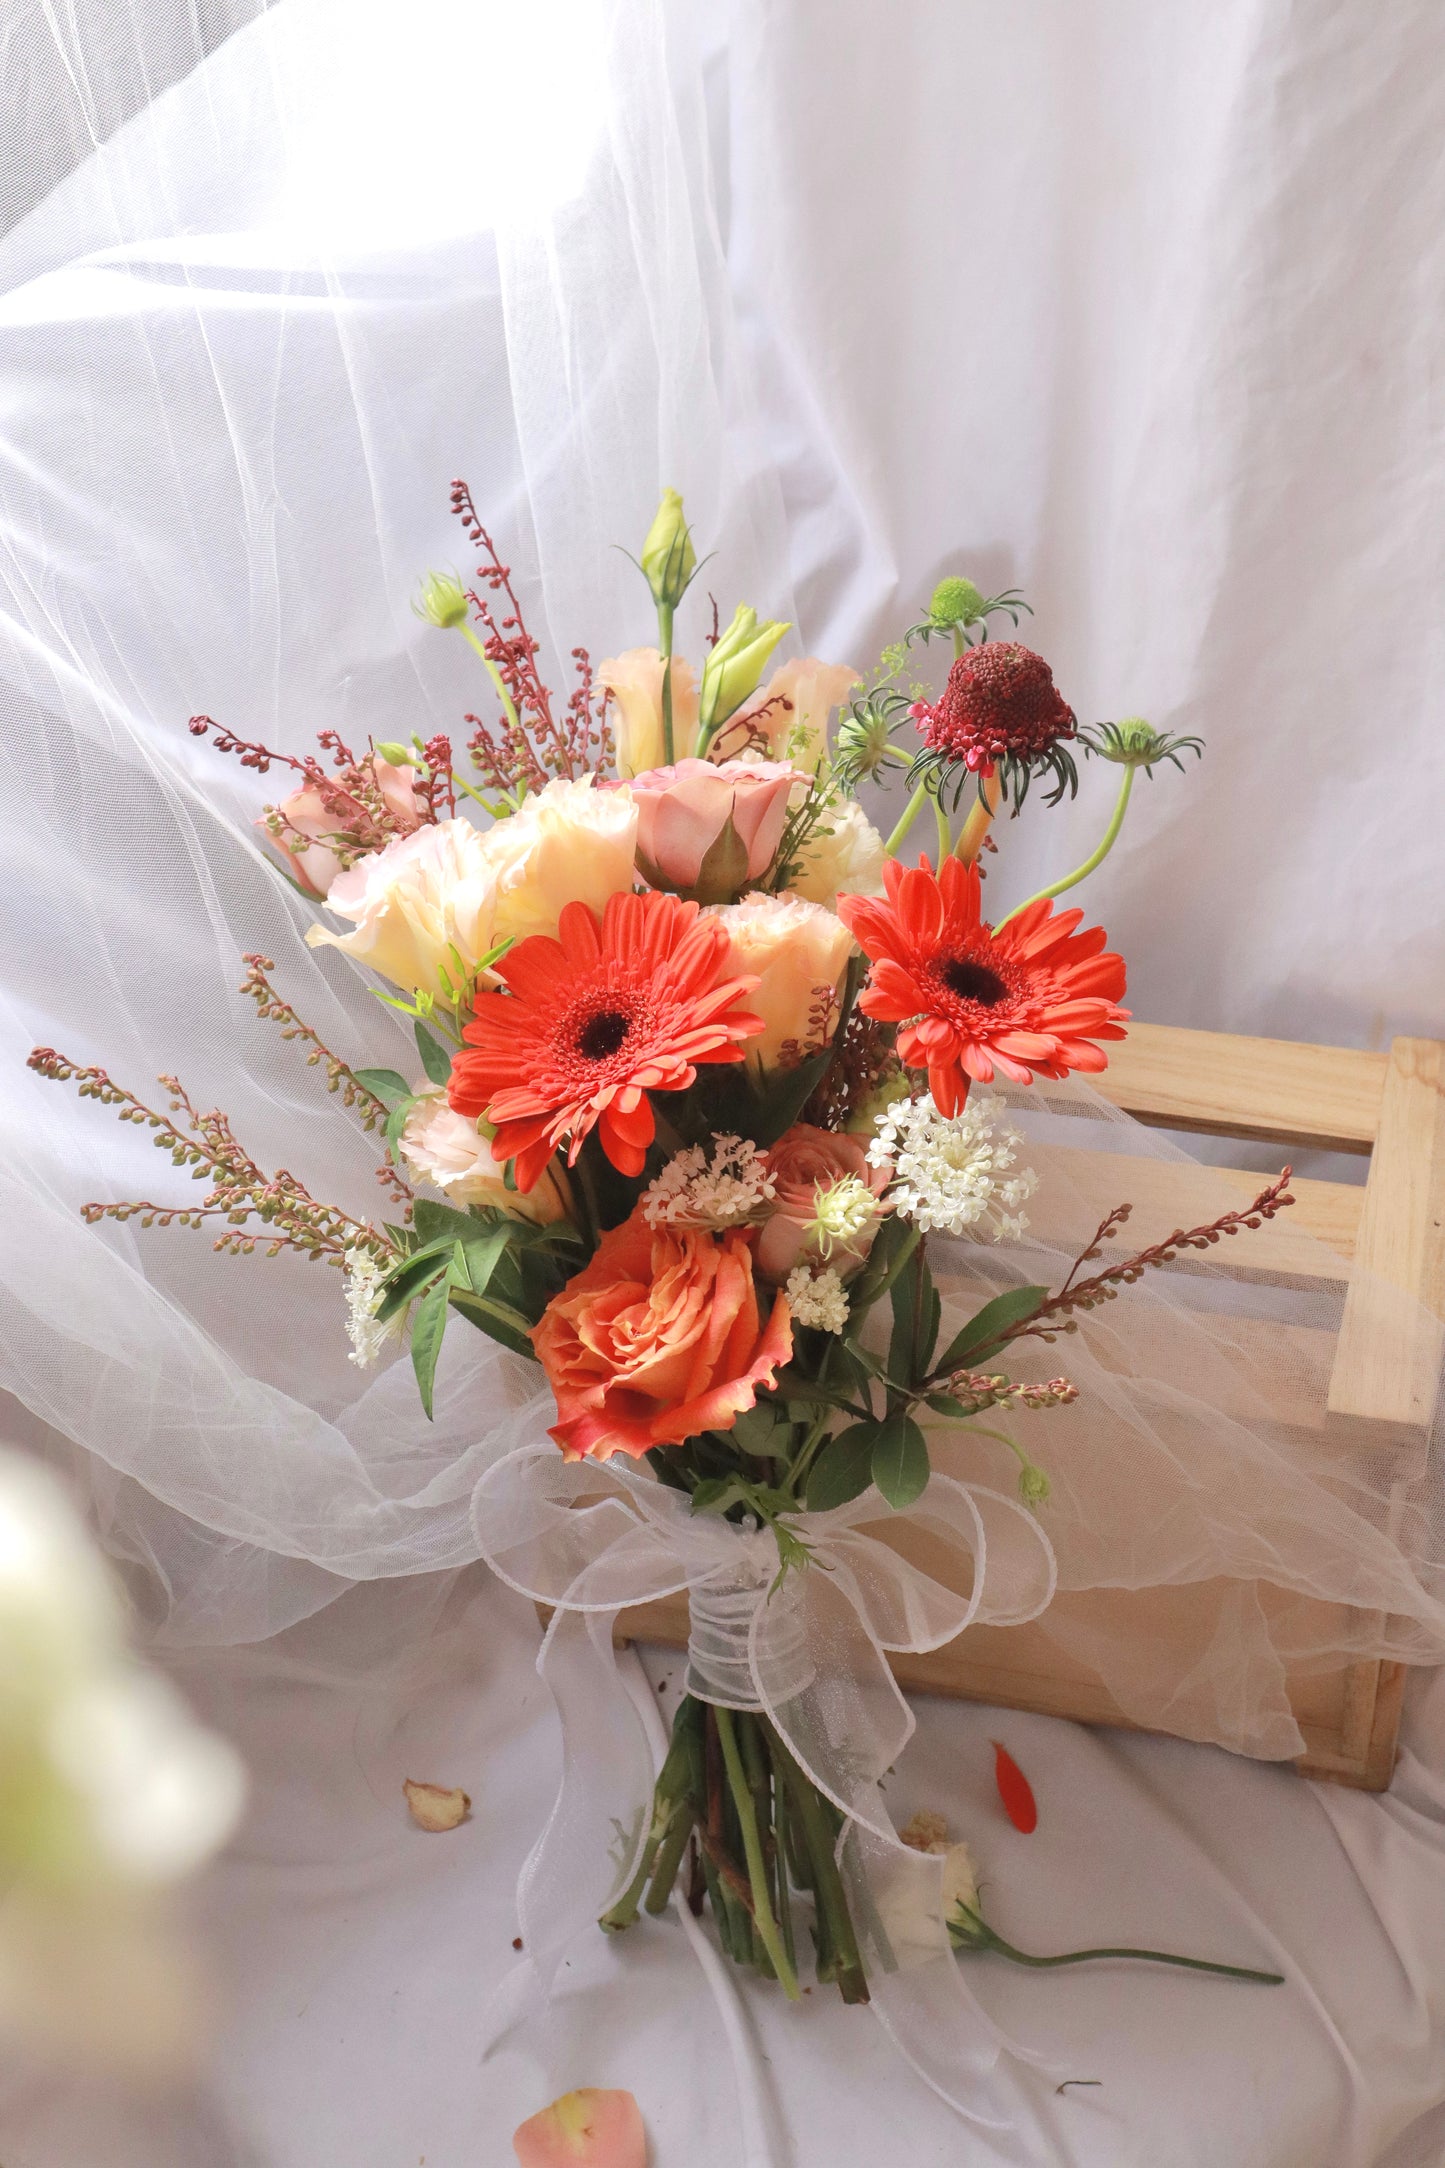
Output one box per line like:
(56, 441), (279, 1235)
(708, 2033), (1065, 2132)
(471, 1444), (1059, 2123)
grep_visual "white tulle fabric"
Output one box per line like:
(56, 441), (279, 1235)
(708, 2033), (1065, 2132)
(1, 0), (1442, 1806)
(472, 1441), (1057, 2120)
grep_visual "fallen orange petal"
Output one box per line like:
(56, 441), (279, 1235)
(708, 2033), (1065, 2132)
(403, 1778), (470, 1832)
(513, 2088), (646, 2168)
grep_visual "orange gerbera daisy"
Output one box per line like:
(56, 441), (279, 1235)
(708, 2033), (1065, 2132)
(836, 857), (1128, 1114)
(448, 889), (763, 1189)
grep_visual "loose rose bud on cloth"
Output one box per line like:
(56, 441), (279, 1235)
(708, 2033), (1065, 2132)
(513, 2088), (646, 2168)
(402, 1779), (470, 1832)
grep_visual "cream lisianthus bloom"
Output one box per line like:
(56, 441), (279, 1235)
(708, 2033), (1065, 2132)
(484, 775), (638, 946)
(789, 796), (887, 909)
(714, 891), (854, 1072)
(595, 648), (701, 777)
(399, 1092), (571, 1221)
(0, 1454), (243, 2071)
(729, 657), (858, 773)
(307, 817), (502, 998)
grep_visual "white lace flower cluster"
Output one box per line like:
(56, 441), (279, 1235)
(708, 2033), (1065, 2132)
(642, 1135), (777, 1230)
(785, 1264), (850, 1334)
(868, 1091), (1038, 1240)
(343, 1246), (397, 1369)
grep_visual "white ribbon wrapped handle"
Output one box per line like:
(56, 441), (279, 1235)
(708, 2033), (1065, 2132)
(471, 1443), (1058, 2123)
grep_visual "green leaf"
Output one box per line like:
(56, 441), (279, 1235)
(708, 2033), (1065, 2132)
(772, 1367), (868, 1417)
(445, 1288), (537, 1360)
(411, 1198), (488, 1248)
(384, 1100), (414, 1159)
(747, 1047), (835, 1149)
(410, 1271), (452, 1420)
(690, 811), (752, 905)
(888, 1243), (941, 1392)
(374, 1249), (450, 1324)
(804, 1422), (882, 1511)
(936, 1285), (1048, 1375)
(691, 1476), (747, 1517)
(844, 1212), (915, 1322)
(925, 1392), (975, 1420)
(870, 1415), (930, 1510)
(453, 1223), (512, 1301)
(801, 1422), (883, 1508)
(414, 1019), (453, 1086)
(731, 1404), (788, 1459)
(352, 1067), (412, 1108)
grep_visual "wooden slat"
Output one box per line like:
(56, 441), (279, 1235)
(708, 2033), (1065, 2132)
(1328, 1038), (1445, 1442)
(1095, 1022), (1387, 1155)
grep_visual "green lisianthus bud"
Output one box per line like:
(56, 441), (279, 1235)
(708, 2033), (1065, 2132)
(698, 604), (791, 733)
(1018, 1463), (1051, 1510)
(373, 741), (413, 766)
(929, 576), (987, 630)
(413, 570), (470, 630)
(640, 488), (697, 610)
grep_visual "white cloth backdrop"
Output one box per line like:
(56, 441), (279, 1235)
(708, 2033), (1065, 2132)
(1, 0), (1443, 2162)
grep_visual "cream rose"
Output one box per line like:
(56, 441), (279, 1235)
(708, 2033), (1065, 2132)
(714, 891), (854, 1073)
(726, 658), (858, 772)
(399, 1093), (571, 1221)
(789, 796), (887, 910)
(306, 818), (502, 997)
(595, 647), (701, 778)
(483, 775), (638, 945)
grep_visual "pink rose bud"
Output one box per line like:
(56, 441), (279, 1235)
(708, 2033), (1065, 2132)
(755, 1123), (891, 1280)
(266, 756), (421, 898)
(630, 757), (798, 905)
(513, 2088), (646, 2168)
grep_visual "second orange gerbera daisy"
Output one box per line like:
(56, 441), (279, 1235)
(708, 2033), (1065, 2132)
(836, 857), (1128, 1114)
(448, 889), (763, 1189)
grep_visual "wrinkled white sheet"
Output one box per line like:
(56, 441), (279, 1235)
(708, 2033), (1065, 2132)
(3, 1569), (1442, 2168)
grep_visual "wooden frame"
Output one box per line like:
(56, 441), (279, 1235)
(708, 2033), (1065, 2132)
(607, 1024), (1445, 1792)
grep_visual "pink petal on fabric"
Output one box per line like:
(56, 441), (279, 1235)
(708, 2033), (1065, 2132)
(513, 2088), (646, 2167)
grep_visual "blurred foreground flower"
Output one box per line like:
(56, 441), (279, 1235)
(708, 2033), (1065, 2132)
(0, 1453), (244, 2072)
(513, 2087), (646, 2167)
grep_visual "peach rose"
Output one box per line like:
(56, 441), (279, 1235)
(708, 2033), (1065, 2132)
(595, 648), (701, 778)
(713, 891), (855, 1071)
(398, 1093), (571, 1221)
(724, 657), (859, 773)
(788, 797), (887, 910)
(267, 757), (421, 898)
(532, 1208), (792, 1462)
(754, 1123), (891, 1280)
(306, 817), (502, 996)
(482, 775), (638, 946)
(631, 758), (797, 903)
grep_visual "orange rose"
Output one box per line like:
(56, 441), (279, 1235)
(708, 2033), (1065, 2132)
(532, 1207), (793, 1462)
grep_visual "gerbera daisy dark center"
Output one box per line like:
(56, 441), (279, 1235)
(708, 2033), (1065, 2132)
(575, 1009), (634, 1061)
(940, 957), (1009, 1007)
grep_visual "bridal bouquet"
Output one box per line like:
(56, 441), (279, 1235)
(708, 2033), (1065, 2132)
(32, 484), (1291, 2076)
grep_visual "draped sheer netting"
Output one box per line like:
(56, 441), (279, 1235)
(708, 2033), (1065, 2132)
(0, 0), (1441, 1773)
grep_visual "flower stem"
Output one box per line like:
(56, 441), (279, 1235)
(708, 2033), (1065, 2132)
(715, 1708), (800, 1998)
(763, 1718), (869, 2004)
(659, 601), (676, 766)
(458, 622), (523, 740)
(885, 778), (931, 857)
(954, 766), (1001, 864)
(960, 1910), (1282, 1984)
(932, 789), (952, 865)
(995, 764), (1134, 927)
